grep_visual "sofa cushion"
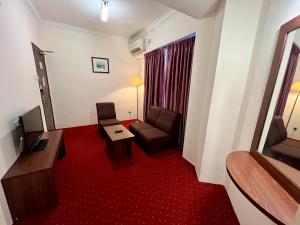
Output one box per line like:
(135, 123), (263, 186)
(99, 119), (121, 127)
(129, 122), (153, 134)
(282, 138), (300, 148)
(270, 143), (300, 159)
(273, 116), (287, 140)
(145, 106), (161, 125)
(266, 117), (286, 147)
(137, 127), (172, 147)
(155, 109), (179, 136)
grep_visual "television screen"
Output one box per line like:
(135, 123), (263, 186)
(19, 106), (44, 153)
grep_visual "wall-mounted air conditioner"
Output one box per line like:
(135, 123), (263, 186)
(129, 38), (145, 57)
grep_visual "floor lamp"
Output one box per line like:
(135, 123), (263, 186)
(131, 76), (143, 122)
(286, 81), (300, 129)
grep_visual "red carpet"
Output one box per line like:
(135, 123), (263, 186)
(15, 121), (239, 225)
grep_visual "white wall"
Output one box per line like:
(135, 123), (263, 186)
(227, 0), (300, 224)
(193, 3), (225, 174)
(232, 0), (300, 155)
(199, 0), (264, 185)
(0, 204), (6, 225)
(40, 24), (141, 129)
(0, 0), (42, 224)
(137, 58), (145, 121)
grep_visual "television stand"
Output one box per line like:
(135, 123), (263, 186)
(1, 130), (65, 221)
(33, 139), (49, 152)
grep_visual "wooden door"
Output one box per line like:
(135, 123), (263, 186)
(32, 43), (56, 130)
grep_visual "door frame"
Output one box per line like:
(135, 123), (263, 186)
(32, 42), (56, 130)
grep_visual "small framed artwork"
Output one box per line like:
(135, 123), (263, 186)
(91, 57), (110, 73)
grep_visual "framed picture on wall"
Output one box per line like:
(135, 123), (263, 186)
(91, 57), (110, 73)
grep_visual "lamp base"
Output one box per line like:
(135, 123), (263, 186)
(134, 119), (140, 123)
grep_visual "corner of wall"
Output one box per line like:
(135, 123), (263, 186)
(193, 2), (225, 177)
(198, 0), (264, 185)
(231, 0), (272, 151)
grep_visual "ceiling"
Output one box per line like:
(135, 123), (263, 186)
(27, 0), (222, 38)
(28, 0), (171, 37)
(154, 0), (222, 19)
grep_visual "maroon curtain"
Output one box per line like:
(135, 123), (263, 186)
(275, 43), (300, 116)
(165, 36), (195, 148)
(143, 48), (165, 119)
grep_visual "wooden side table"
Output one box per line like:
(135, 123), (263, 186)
(104, 124), (135, 160)
(1, 130), (65, 221)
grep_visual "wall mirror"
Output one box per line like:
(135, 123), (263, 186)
(251, 15), (300, 202)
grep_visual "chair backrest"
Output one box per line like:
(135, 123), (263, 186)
(96, 102), (116, 120)
(146, 106), (180, 137)
(266, 116), (287, 147)
(145, 106), (161, 125)
(155, 108), (180, 137)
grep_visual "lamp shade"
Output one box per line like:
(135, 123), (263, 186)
(291, 81), (300, 92)
(131, 76), (143, 87)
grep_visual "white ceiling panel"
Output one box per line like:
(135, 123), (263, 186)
(154, 0), (222, 19)
(28, 0), (171, 37)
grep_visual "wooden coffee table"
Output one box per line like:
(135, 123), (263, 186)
(103, 124), (135, 160)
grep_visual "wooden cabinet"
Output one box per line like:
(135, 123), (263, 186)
(1, 130), (65, 221)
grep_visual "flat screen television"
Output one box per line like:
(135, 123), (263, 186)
(19, 106), (48, 153)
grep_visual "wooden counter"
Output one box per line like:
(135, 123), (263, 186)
(227, 151), (298, 225)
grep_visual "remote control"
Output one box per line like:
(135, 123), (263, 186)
(115, 130), (123, 133)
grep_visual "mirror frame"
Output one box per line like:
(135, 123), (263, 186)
(250, 15), (300, 203)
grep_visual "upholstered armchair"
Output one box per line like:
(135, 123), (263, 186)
(96, 102), (121, 135)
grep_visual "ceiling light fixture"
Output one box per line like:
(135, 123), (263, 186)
(101, 0), (109, 22)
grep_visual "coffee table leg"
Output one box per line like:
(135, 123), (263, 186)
(109, 139), (132, 160)
(127, 139), (132, 156)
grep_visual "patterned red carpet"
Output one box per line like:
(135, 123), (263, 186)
(15, 122), (239, 225)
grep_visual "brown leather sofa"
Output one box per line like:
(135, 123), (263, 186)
(96, 102), (121, 135)
(264, 116), (300, 169)
(129, 106), (180, 153)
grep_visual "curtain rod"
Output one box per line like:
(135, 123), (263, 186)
(161, 32), (196, 49)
